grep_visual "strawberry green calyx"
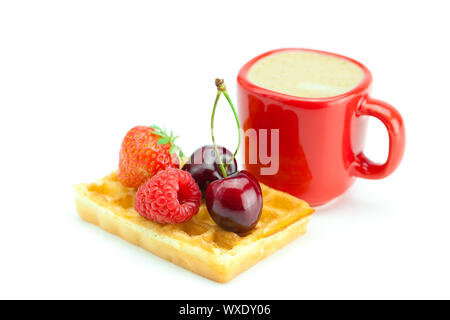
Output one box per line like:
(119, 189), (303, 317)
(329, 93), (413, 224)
(149, 125), (185, 159)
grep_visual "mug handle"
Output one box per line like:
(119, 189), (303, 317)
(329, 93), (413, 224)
(350, 97), (406, 179)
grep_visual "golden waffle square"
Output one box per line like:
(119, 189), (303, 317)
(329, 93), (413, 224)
(74, 172), (314, 283)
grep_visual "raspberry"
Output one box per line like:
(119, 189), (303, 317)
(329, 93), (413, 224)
(134, 168), (201, 223)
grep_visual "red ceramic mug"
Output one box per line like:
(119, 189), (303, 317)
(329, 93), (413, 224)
(237, 48), (405, 206)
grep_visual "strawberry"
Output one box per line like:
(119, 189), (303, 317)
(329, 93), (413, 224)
(118, 125), (184, 188)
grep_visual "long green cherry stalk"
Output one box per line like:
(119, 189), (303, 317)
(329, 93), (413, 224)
(210, 78), (242, 178)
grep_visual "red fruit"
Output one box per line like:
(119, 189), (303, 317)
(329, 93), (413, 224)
(134, 168), (201, 224)
(118, 125), (183, 188)
(205, 170), (262, 233)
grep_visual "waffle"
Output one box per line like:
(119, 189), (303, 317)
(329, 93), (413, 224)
(74, 172), (314, 283)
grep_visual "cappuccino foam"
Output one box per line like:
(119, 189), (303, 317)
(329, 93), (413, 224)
(248, 51), (364, 98)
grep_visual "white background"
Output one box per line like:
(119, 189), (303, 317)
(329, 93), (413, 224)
(1, 0), (449, 299)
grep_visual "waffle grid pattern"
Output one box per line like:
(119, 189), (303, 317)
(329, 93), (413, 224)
(82, 172), (313, 253)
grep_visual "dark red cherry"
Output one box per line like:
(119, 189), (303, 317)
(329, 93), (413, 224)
(182, 145), (238, 196)
(205, 170), (262, 234)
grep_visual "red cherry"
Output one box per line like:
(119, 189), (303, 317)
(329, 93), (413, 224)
(182, 145), (238, 196)
(205, 170), (262, 233)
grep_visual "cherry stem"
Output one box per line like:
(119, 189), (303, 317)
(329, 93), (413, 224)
(210, 78), (242, 179)
(222, 90), (241, 170)
(211, 89), (228, 178)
